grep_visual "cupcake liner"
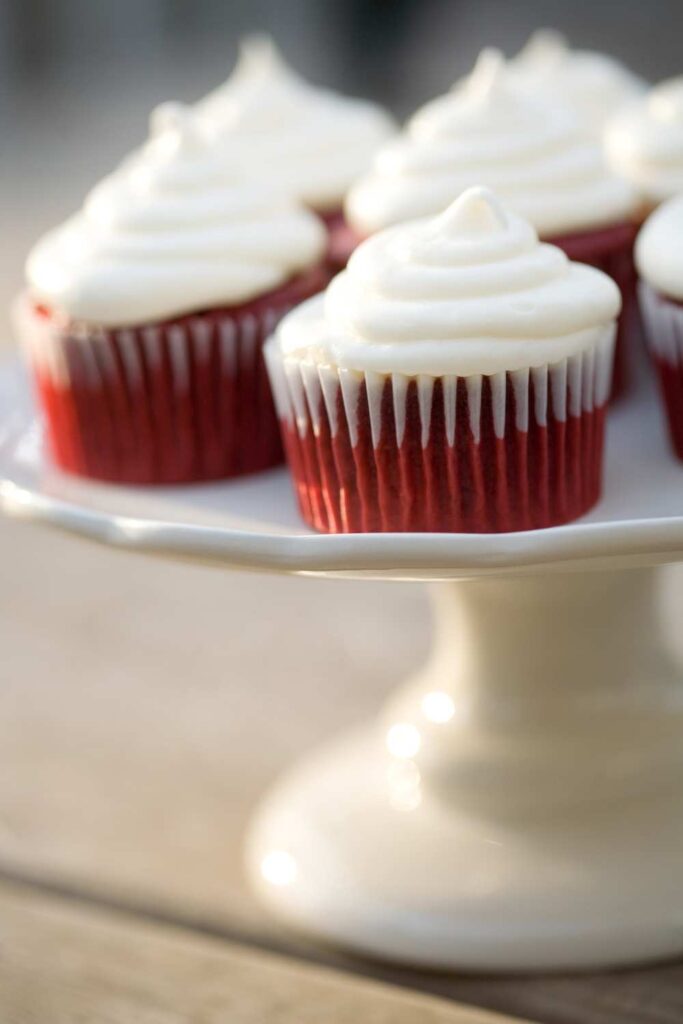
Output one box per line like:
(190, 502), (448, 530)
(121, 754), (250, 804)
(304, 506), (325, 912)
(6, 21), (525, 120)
(347, 219), (637, 399)
(317, 207), (360, 271)
(548, 221), (639, 399)
(639, 282), (683, 460)
(16, 268), (328, 485)
(266, 331), (615, 533)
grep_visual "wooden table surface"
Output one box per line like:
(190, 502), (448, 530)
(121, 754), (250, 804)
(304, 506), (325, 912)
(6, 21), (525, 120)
(0, 879), (520, 1024)
(3, 83), (683, 1024)
(3, 518), (683, 1023)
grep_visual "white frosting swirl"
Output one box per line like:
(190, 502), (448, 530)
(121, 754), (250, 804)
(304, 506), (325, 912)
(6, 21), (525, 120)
(26, 104), (326, 326)
(277, 187), (621, 376)
(345, 49), (638, 238)
(194, 36), (396, 211)
(510, 30), (647, 135)
(636, 195), (683, 301)
(605, 77), (683, 205)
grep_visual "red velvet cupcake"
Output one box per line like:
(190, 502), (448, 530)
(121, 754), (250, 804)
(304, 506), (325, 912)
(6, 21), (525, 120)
(637, 196), (683, 460)
(267, 188), (620, 534)
(345, 49), (642, 397)
(193, 36), (396, 272)
(16, 104), (327, 485)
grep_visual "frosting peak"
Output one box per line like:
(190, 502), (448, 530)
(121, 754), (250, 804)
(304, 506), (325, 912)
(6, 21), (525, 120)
(435, 185), (508, 236)
(26, 103), (326, 325)
(194, 35), (396, 210)
(346, 51), (638, 238)
(462, 47), (508, 103)
(515, 28), (568, 69)
(197, 35), (309, 132)
(510, 29), (647, 134)
(232, 34), (295, 83)
(278, 188), (621, 376)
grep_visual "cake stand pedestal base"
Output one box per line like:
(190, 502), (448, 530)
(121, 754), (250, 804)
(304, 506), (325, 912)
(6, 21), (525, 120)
(247, 568), (683, 971)
(4, 357), (683, 972)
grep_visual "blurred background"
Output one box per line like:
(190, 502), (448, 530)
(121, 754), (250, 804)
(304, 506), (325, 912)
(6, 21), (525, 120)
(2, 0), (683, 960)
(2, 0), (682, 338)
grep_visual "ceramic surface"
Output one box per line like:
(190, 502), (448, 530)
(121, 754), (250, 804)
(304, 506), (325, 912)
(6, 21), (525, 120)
(2, 358), (683, 579)
(248, 572), (683, 970)
(3, 356), (683, 970)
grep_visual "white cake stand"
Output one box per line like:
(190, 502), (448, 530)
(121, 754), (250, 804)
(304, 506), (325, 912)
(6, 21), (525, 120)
(3, 356), (683, 973)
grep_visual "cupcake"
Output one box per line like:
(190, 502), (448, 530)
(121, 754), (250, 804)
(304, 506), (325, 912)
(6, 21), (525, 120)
(194, 36), (396, 269)
(509, 29), (647, 137)
(266, 188), (620, 534)
(636, 196), (683, 459)
(345, 50), (641, 396)
(605, 77), (683, 210)
(16, 104), (327, 485)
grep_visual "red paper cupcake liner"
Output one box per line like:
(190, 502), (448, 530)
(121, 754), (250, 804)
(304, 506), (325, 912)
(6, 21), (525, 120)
(17, 267), (328, 485)
(548, 221), (639, 400)
(317, 207), (360, 271)
(266, 332), (614, 533)
(639, 282), (683, 460)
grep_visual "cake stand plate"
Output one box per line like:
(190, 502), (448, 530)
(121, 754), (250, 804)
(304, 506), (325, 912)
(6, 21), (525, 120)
(3, 356), (683, 971)
(4, 358), (683, 580)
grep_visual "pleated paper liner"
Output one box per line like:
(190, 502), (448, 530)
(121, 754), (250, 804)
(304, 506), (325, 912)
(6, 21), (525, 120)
(344, 219), (637, 400)
(640, 282), (683, 461)
(16, 267), (328, 485)
(266, 332), (615, 534)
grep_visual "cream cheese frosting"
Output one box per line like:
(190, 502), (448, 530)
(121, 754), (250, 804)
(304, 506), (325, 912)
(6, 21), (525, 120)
(636, 195), (683, 301)
(345, 49), (638, 239)
(276, 187), (621, 376)
(194, 35), (396, 211)
(26, 103), (326, 326)
(605, 77), (683, 205)
(510, 29), (647, 135)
